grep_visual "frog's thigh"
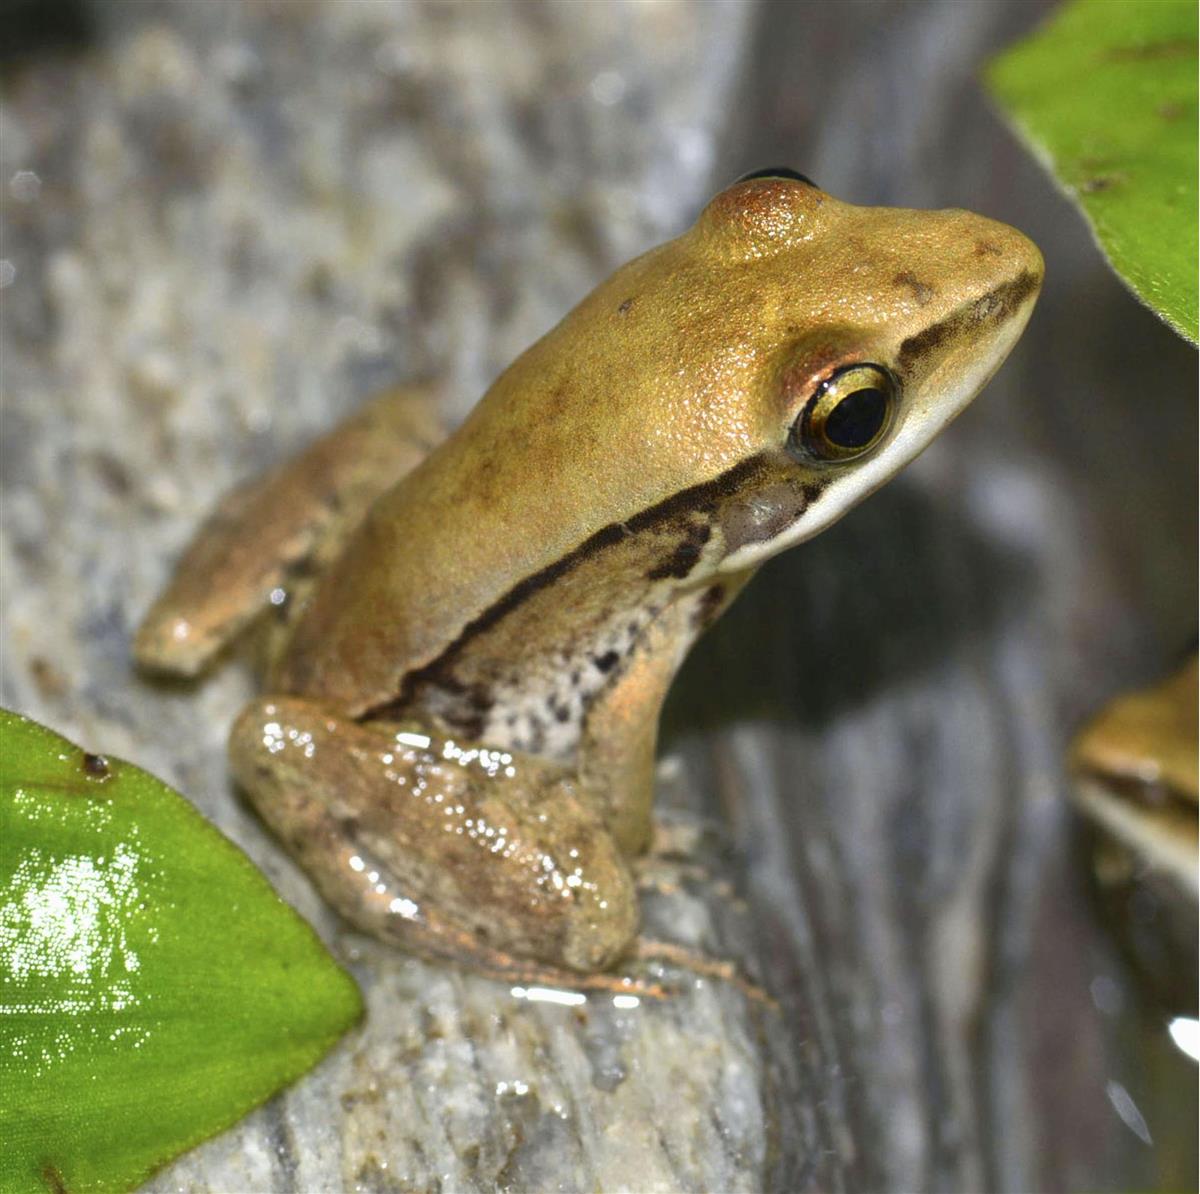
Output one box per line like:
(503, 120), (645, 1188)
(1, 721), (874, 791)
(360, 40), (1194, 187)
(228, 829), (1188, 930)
(135, 384), (445, 677)
(230, 696), (638, 973)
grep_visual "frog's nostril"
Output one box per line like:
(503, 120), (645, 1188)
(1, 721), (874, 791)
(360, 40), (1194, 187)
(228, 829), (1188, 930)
(735, 167), (818, 188)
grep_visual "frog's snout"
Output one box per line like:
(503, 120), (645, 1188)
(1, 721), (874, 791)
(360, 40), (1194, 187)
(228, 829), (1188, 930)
(904, 209), (1044, 375)
(952, 209), (1044, 311)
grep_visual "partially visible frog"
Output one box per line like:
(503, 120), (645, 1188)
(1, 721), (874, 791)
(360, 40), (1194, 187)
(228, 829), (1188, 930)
(136, 171), (1042, 979)
(1070, 656), (1199, 1014)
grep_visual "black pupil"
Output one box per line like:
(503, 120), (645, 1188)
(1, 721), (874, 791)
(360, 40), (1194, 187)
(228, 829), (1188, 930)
(825, 387), (887, 449)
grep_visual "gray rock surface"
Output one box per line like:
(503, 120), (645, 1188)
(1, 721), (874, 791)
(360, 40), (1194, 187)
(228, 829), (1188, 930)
(1, 1), (1195, 1191)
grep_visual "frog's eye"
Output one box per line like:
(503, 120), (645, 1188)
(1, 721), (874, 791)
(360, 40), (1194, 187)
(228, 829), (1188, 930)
(736, 167), (817, 187)
(794, 364), (896, 462)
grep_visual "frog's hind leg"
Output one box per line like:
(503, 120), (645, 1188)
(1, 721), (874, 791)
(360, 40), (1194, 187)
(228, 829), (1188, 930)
(229, 696), (639, 975)
(135, 384), (445, 677)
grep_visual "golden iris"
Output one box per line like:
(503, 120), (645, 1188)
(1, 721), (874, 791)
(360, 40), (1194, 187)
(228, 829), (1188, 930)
(797, 363), (895, 461)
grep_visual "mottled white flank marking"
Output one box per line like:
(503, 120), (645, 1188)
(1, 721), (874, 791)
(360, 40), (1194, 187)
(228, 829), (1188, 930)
(388, 896), (419, 919)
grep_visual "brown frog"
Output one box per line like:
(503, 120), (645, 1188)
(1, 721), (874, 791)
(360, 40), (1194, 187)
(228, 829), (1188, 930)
(136, 172), (1042, 978)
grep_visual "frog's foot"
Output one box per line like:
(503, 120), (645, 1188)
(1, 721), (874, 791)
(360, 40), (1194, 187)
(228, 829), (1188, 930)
(626, 820), (773, 1006)
(230, 696), (638, 975)
(443, 952), (674, 1002)
(426, 939), (771, 1006)
(135, 384), (445, 677)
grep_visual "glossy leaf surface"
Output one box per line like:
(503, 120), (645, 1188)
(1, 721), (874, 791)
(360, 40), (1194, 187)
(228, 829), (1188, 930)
(988, 0), (1198, 343)
(0, 710), (362, 1194)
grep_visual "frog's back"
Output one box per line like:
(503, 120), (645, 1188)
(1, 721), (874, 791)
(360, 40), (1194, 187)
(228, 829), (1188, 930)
(269, 242), (746, 716)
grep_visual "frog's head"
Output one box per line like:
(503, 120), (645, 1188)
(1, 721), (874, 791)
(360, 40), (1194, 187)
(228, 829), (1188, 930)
(659, 168), (1044, 572)
(450, 171), (1041, 595)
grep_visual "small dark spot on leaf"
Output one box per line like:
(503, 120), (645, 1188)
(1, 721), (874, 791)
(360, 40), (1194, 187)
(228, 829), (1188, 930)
(41, 1163), (69, 1194)
(1158, 101), (1184, 121)
(1081, 175), (1122, 194)
(974, 240), (1003, 258)
(617, 298), (634, 315)
(1104, 38), (1191, 62)
(82, 752), (110, 781)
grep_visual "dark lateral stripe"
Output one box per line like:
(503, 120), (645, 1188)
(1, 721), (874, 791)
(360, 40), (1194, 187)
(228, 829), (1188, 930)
(898, 270), (1040, 371)
(362, 454), (771, 720)
(647, 521), (712, 580)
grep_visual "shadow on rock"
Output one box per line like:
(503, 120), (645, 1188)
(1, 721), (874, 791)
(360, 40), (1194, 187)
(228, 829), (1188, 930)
(0, 0), (96, 68)
(662, 474), (1037, 744)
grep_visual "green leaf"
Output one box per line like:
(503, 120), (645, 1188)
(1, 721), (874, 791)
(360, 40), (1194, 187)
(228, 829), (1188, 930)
(0, 709), (362, 1194)
(987, 0), (1198, 343)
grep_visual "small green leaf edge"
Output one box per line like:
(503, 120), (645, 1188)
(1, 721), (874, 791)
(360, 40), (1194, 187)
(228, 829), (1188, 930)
(987, 0), (1199, 345)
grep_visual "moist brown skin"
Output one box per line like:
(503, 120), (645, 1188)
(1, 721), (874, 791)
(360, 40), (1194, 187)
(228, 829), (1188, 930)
(136, 177), (1042, 977)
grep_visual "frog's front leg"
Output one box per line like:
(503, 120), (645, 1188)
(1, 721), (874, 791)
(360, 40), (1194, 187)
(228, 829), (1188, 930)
(230, 697), (638, 974)
(136, 384), (444, 677)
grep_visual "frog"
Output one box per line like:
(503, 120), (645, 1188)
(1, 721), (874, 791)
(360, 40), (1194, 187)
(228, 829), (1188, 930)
(1070, 655), (1198, 1014)
(135, 170), (1042, 981)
